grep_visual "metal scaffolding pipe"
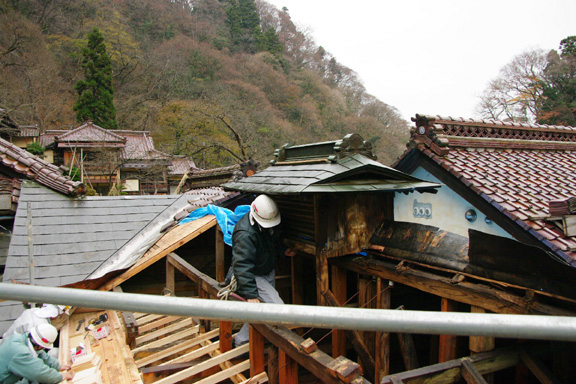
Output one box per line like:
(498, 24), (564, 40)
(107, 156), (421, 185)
(1, 283), (575, 341)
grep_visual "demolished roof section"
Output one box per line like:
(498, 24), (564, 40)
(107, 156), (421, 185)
(394, 114), (576, 264)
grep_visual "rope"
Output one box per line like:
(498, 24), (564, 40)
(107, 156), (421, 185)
(217, 274), (238, 300)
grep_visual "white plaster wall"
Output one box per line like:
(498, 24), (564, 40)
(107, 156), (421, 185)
(394, 167), (512, 239)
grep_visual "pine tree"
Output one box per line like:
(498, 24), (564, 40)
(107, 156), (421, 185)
(73, 28), (118, 129)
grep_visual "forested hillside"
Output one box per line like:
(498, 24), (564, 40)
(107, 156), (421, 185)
(0, 0), (409, 167)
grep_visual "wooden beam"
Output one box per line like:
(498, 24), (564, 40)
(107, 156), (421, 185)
(331, 265), (347, 358)
(461, 358), (488, 384)
(439, 298), (458, 363)
(279, 349), (298, 384)
(330, 256), (575, 316)
(291, 254), (304, 305)
(98, 215), (217, 292)
(375, 277), (391, 383)
(268, 346), (279, 384)
(519, 351), (562, 384)
(316, 252), (329, 306)
(250, 325), (266, 377)
(167, 253), (221, 299)
(380, 346), (523, 383)
(215, 226), (226, 283)
(253, 324), (366, 384)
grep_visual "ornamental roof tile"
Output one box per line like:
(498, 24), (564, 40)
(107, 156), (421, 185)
(394, 114), (576, 264)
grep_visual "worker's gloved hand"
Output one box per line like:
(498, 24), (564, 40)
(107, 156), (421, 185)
(247, 298), (261, 303)
(62, 370), (75, 380)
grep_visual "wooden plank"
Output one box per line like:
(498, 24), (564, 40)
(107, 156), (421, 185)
(291, 254), (304, 305)
(375, 277), (391, 383)
(152, 344), (250, 384)
(439, 298), (458, 363)
(250, 325), (266, 377)
(132, 325), (200, 353)
(161, 341), (220, 365)
(397, 333), (419, 371)
(519, 351), (562, 384)
(191, 360), (252, 384)
(330, 256), (575, 316)
(279, 349), (298, 384)
(135, 328), (220, 368)
(135, 318), (196, 345)
(98, 216), (217, 291)
(138, 315), (181, 333)
(331, 265), (347, 358)
(316, 252), (329, 306)
(136, 313), (166, 327)
(461, 358), (488, 384)
(268, 346), (279, 384)
(239, 372), (268, 384)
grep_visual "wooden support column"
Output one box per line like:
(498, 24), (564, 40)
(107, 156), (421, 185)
(291, 255), (303, 305)
(215, 226), (226, 283)
(268, 346), (279, 384)
(166, 258), (175, 295)
(279, 349), (299, 384)
(469, 306), (495, 355)
(331, 265), (347, 358)
(438, 298), (458, 363)
(250, 325), (266, 377)
(316, 253), (329, 306)
(220, 321), (233, 353)
(375, 278), (391, 383)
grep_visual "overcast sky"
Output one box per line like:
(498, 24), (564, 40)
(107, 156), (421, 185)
(265, 0), (576, 121)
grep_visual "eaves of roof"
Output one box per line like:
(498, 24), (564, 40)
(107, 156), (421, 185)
(398, 114), (576, 265)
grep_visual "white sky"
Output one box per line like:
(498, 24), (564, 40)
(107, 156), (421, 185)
(265, 0), (576, 121)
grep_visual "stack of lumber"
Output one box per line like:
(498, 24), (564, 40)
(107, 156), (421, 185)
(549, 197), (576, 216)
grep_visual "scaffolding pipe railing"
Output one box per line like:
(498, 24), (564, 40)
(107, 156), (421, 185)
(1, 283), (575, 342)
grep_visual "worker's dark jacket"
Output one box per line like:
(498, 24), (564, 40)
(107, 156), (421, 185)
(232, 213), (284, 299)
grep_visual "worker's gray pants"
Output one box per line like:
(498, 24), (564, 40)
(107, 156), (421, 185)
(233, 270), (283, 347)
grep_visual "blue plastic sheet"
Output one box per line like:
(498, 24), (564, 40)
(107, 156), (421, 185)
(179, 204), (250, 246)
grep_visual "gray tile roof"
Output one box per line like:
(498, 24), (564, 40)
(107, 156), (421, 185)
(223, 153), (440, 195)
(0, 181), (191, 334)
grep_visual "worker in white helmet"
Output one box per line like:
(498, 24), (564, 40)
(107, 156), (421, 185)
(2, 304), (69, 342)
(0, 323), (75, 383)
(231, 194), (296, 347)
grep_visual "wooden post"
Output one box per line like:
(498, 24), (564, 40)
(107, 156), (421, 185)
(215, 227), (226, 283)
(331, 266), (347, 358)
(268, 346), (279, 384)
(219, 320), (233, 353)
(316, 253), (329, 306)
(279, 349), (299, 384)
(291, 255), (303, 305)
(438, 298), (458, 363)
(166, 258), (175, 295)
(375, 278), (391, 383)
(250, 325), (265, 377)
(469, 306), (495, 355)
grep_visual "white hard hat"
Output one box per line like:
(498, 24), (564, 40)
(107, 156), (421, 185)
(30, 323), (58, 349)
(250, 195), (281, 228)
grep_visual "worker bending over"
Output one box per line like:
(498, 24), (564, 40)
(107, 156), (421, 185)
(0, 323), (74, 384)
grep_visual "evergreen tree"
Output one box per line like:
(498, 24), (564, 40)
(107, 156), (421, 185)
(226, 0), (262, 53)
(73, 28), (118, 129)
(538, 36), (576, 126)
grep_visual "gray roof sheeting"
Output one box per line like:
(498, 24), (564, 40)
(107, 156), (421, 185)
(0, 181), (191, 334)
(222, 154), (440, 194)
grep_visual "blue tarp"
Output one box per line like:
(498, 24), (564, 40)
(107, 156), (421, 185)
(179, 204), (250, 246)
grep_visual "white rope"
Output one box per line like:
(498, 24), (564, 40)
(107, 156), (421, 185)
(217, 274), (237, 300)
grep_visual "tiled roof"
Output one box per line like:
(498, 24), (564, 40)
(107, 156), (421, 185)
(224, 134), (440, 195)
(55, 121), (126, 147)
(169, 156), (197, 176)
(395, 114), (576, 264)
(0, 137), (84, 196)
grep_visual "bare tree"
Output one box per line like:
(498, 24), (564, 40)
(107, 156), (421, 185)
(476, 49), (549, 123)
